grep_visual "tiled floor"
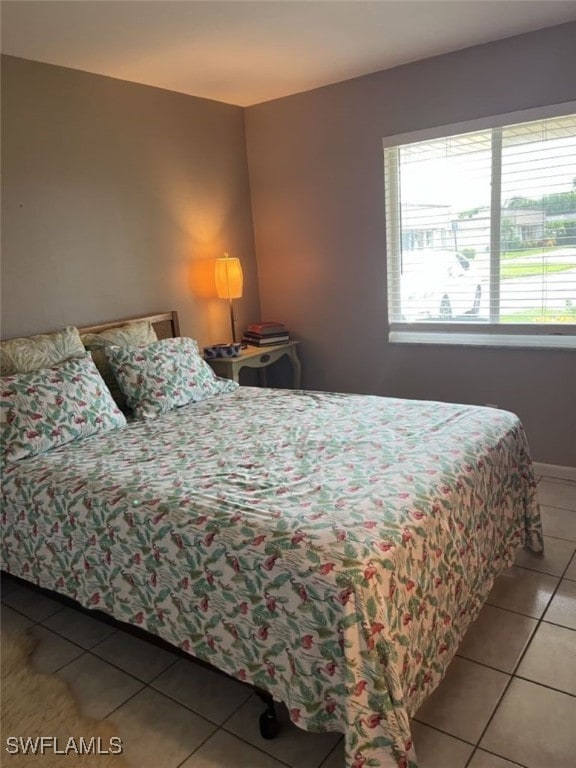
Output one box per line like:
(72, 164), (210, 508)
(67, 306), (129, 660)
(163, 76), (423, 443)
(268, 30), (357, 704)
(1, 462), (575, 768)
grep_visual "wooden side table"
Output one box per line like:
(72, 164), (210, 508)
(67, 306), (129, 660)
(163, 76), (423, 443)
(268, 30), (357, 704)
(206, 340), (301, 388)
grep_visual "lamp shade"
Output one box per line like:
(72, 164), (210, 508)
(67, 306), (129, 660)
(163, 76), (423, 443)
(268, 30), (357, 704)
(215, 253), (243, 300)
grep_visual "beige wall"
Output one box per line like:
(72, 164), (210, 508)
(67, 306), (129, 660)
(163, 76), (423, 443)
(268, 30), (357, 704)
(1, 55), (259, 345)
(245, 23), (576, 465)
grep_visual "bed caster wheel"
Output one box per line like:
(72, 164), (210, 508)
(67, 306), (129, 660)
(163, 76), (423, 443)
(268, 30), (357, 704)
(259, 710), (280, 740)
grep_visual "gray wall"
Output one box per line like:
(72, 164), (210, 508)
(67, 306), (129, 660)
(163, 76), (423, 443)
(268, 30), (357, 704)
(1, 55), (259, 345)
(245, 23), (576, 465)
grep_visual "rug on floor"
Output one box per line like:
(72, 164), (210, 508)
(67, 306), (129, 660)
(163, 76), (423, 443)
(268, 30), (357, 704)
(1, 625), (128, 766)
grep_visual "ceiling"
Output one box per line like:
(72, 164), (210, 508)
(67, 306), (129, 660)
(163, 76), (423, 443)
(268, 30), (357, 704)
(2, 1), (576, 106)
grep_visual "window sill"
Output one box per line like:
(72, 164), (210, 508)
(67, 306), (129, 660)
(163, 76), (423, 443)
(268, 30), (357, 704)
(389, 331), (576, 350)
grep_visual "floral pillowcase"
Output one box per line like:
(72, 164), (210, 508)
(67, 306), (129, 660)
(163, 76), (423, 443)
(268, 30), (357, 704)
(81, 320), (158, 412)
(1, 354), (126, 464)
(105, 337), (238, 420)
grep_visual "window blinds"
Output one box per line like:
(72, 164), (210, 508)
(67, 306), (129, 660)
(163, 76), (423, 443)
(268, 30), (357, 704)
(384, 111), (576, 346)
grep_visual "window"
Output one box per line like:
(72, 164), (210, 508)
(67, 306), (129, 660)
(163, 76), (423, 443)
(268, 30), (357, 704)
(383, 105), (576, 348)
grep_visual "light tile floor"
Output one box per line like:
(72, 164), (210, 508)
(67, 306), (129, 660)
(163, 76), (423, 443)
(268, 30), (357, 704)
(1, 463), (575, 768)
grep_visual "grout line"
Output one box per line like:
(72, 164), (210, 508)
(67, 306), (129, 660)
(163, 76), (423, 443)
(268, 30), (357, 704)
(539, 502), (576, 513)
(218, 697), (342, 768)
(453, 652), (526, 678)
(1, 599), (40, 625)
(465, 547), (576, 765)
(540, 617), (576, 631)
(513, 563), (575, 579)
(31, 623), (115, 660)
(146, 656), (181, 686)
(537, 475), (576, 485)
(509, 551), (574, 676)
(510, 563), (558, 577)
(513, 539), (576, 579)
(102, 682), (224, 768)
(53, 646), (149, 690)
(174, 726), (220, 768)
(34, 616), (178, 689)
(104, 686), (147, 721)
(465, 745), (527, 768)
(317, 736), (344, 768)
(82, 627), (120, 653)
(410, 718), (476, 747)
(83, 646), (176, 689)
(174, 722), (305, 768)
(454, 640), (576, 699)
(483, 601), (546, 620)
(218, 691), (258, 729)
(217, 727), (294, 768)
(28, 626), (89, 665)
(512, 673), (576, 699)
(28, 625), (85, 674)
(145, 680), (251, 726)
(465, 674), (515, 763)
(536, 532), (576, 545)
(1, 596), (64, 626)
(484, 556), (564, 621)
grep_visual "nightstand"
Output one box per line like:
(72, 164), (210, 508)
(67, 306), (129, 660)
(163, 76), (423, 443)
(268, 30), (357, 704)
(206, 340), (301, 388)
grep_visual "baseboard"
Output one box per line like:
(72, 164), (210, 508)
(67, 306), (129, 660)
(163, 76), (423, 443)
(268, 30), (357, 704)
(532, 462), (576, 481)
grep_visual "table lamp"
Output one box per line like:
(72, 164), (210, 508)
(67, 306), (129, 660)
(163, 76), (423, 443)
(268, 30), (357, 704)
(215, 253), (243, 343)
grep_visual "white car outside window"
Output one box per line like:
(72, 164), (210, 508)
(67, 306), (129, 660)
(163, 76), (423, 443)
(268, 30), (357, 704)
(400, 250), (484, 322)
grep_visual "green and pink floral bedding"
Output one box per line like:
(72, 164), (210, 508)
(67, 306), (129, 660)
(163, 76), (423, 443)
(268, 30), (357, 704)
(0, 388), (542, 768)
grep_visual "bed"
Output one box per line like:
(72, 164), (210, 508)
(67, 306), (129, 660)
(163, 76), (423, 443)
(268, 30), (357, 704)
(0, 311), (543, 768)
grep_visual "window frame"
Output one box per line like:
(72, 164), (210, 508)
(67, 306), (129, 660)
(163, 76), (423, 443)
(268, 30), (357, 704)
(383, 101), (576, 349)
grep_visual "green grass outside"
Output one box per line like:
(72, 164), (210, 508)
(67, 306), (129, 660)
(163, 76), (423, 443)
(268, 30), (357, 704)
(501, 262), (576, 280)
(501, 244), (574, 260)
(500, 306), (576, 324)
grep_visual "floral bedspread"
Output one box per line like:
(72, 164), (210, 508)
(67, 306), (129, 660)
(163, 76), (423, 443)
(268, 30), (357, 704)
(1, 388), (542, 768)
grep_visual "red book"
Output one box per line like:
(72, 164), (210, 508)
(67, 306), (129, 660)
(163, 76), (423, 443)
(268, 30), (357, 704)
(247, 321), (287, 336)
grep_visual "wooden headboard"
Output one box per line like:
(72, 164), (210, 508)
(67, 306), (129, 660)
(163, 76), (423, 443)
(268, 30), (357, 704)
(78, 311), (180, 340)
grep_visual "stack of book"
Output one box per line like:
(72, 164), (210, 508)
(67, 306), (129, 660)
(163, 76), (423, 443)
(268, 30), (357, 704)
(243, 321), (290, 346)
